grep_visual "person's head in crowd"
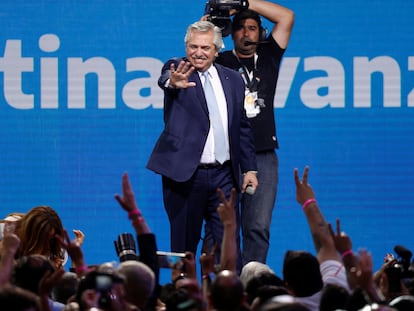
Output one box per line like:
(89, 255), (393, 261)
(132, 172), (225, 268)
(97, 262), (119, 275)
(231, 9), (263, 57)
(241, 261), (285, 305)
(240, 261), (279, 288)
(164, 287), (206, 311)
(0, 284), (40, 311)
(282, 251), (323, 297)
(319, 283), (350, 311)
(250, 285), (290, 311)
(98, 262), (131, 309)
(12, 254), (55, 294)
(51, 271), (80, 304)
(0, 212), (24, 255)
(118, 260), (156, 310)
(16, 206), (65, 269)
(75, 270), (127, 311)
(159, 283), (177, 305)
(209, 270), (246, 311)
(174, 277), (206, 310)
(184, 20), (223, 72)
(246, 277), (287, 306)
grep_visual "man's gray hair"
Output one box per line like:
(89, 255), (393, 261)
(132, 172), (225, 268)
(184, 20), (223, 51)
(240, 261), (276, 287)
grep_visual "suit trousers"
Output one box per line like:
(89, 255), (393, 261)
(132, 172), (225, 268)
(162, 162), (238, 259)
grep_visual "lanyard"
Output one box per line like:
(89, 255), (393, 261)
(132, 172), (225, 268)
(232, 50), (259, 92)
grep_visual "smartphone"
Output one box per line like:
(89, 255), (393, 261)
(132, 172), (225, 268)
(157, 251), (186, 270)
(95, 275), (113, 308)
(96, 275), (113, 291)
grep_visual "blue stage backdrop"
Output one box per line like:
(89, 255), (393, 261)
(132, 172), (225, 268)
(1, 0), (413, 282)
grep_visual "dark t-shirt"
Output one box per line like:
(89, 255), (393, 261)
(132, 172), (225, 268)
(215, 36), (285, 151)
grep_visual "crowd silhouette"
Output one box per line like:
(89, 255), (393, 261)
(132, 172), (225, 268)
(1, 167), (413, 310)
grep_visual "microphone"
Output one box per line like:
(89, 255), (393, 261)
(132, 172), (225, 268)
(244, 40), (269, 46)
(245, 185), (256, 195)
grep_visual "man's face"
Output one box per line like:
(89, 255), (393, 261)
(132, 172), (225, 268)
(186, 29), (218, 72)
(232, 18), (260, 57)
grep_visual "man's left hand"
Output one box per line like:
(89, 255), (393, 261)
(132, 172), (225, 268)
(242, 171), (258, 193)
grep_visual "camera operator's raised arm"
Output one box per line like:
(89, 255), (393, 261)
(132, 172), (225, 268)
(248, 0), (294, 49)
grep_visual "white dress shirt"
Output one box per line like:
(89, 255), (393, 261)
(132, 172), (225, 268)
(199, 65), (230, 164)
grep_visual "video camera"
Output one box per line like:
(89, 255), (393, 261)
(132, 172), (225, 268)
(204, 0), (249, 37)
(385, 245), (414, 293)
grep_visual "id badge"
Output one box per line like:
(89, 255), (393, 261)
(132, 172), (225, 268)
(244, 90), (260, 118)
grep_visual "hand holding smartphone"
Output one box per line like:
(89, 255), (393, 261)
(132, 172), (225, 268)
(156, 251), (186, 270)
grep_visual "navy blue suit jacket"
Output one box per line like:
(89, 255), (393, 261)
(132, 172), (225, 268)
(147, 58), (257, 189)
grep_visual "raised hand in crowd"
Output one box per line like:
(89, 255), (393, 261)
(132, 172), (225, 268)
(291, 166), (350, 311)
(0, 223), (20, 287)
(72, 229), (85, 246)
(38, 268), (65, 311)
(199, 241), (218, 301)
(200, 241), (217, 276)
(217, 187), (238, 272)
(171, 251), (198, 283)
(115, 172), (139, 213)
(351, 249), (386, 304)
(115, 172), (150, 235)
(294, 166), (315, 204)
(294, 166), (340, 263)
(328, 218), (359, 289)
(56, 230), (88, 277)
(182, 251), (197, 280)
(115, 172), (160, 311)
(328, 218), (353, 255)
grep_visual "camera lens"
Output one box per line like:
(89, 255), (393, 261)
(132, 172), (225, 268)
(114, 233), (138, 262)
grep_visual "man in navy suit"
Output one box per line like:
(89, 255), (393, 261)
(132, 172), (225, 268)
(147, 21), (258, 266)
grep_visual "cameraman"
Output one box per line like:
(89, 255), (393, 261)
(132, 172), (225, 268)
(214, 0), (294, 266)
